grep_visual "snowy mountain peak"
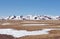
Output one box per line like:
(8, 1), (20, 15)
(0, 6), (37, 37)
(0, 15), (60, 20)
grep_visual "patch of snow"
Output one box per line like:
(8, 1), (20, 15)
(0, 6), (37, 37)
(0, 29), (53, 38)
(1, 23), (11, 25)
(22, 24), (48, 26)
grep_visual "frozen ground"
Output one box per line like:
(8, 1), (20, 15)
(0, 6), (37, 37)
(0, 28), (60, 38)
(1, 23), (11, 25)
(22, 24), (48, 26)
(1, 23), (48, 26)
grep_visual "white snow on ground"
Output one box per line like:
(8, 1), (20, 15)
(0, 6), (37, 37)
(22, 24), (48, 26)
(1, 23), (11, 25)
(1, 23), (48, 26)
(0, 29), (60, 38)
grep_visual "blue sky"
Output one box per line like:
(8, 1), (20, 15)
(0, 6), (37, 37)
(0, 0), (60, 16)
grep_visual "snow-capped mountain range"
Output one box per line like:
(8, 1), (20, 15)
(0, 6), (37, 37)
(0, 15), (60, 20)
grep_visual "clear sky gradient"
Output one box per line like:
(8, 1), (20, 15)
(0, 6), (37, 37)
(0, 0), (60, 16)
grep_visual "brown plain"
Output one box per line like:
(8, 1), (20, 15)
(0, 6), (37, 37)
(0, 20), (60, 39)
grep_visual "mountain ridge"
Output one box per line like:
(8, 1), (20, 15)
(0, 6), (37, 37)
(0, 15), (60, 20)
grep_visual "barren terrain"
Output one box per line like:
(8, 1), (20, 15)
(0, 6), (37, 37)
(0, 20), (60, 39)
